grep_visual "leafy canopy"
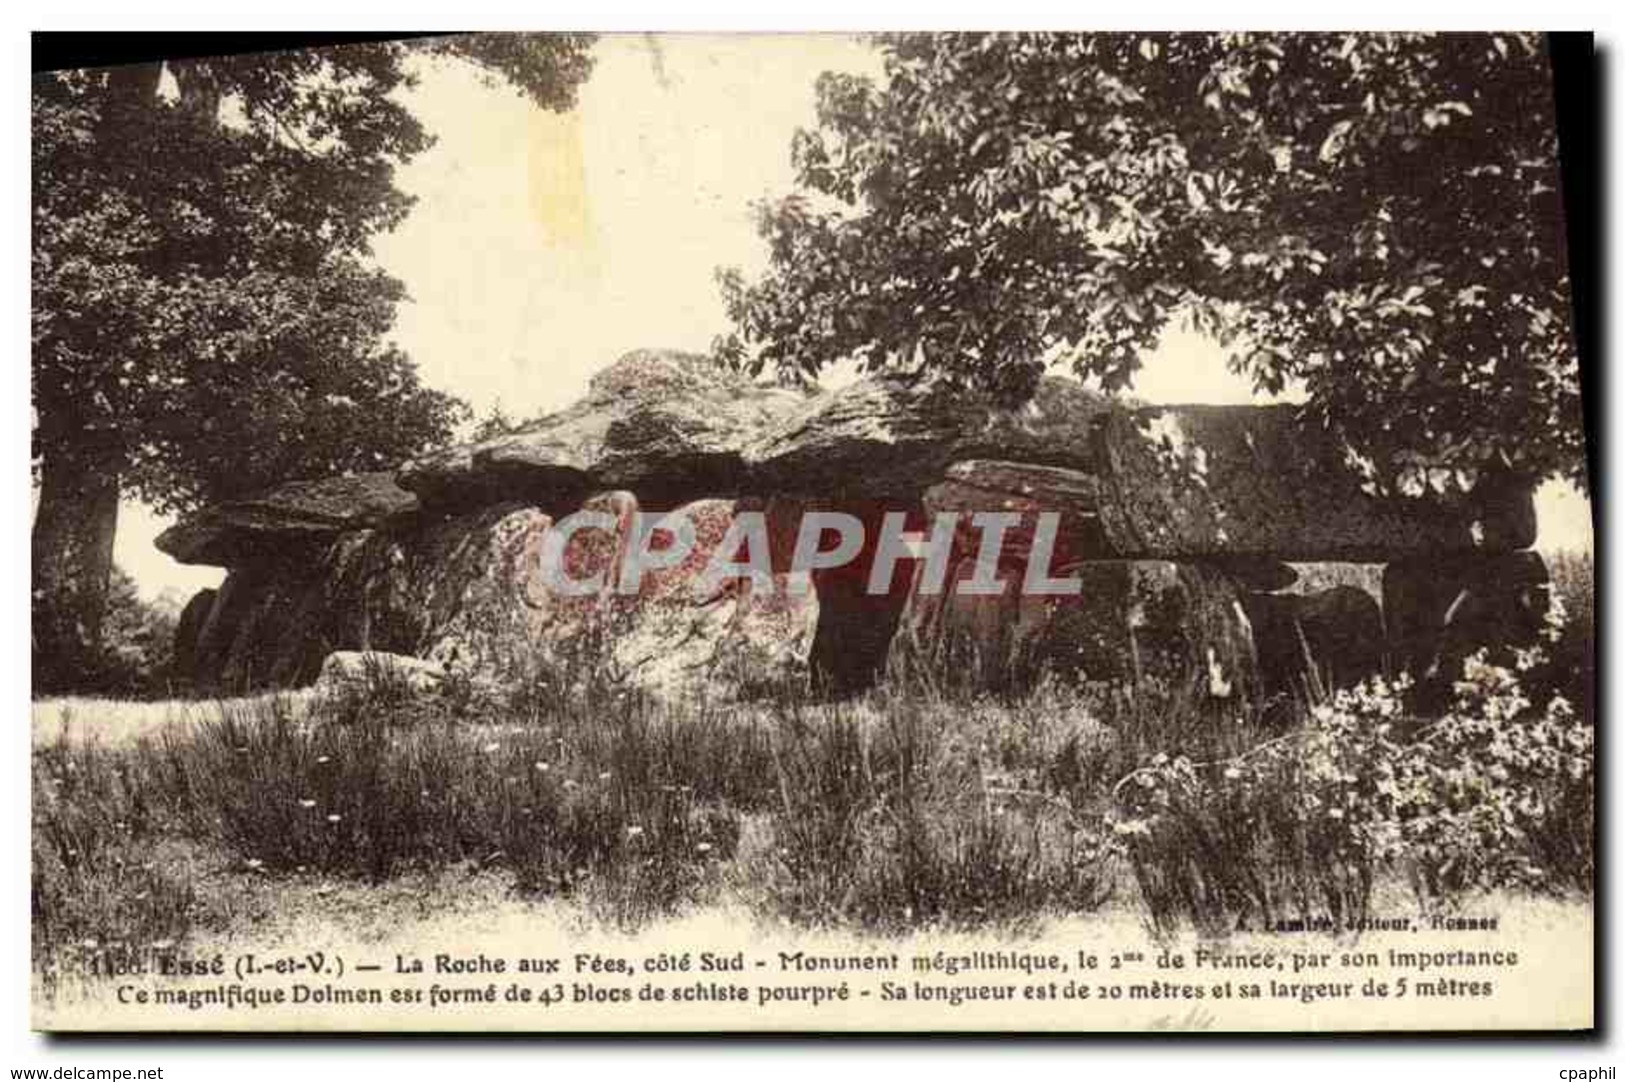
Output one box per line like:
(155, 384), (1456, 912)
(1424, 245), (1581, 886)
(32, 34), (595, 513)
(717, 33), (1582, 494)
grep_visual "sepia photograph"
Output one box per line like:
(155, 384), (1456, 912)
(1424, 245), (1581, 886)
(26, 29), (1595, 1033)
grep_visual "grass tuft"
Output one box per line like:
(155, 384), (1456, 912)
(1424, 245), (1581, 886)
(32, 554), (1594, 968)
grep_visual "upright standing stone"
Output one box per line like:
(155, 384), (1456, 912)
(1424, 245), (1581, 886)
(1383, 551), (1550, 704)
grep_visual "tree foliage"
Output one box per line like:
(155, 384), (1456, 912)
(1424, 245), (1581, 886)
(31, 34), (594, 692)
(717, 33), (1582, 494)
(32, 33), (596, 513)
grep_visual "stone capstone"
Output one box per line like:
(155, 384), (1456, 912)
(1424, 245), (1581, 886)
(745, 374), (1115, 500)
(397, 349), (809, 511)
(156, 472), (417, 567)
(1094, 405), (1535, 560)
(165, 347), (1549, 707)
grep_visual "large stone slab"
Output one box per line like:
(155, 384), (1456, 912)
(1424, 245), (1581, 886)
(1240, 585), (1386, 699)
(1094, 405), (1535, 560)
(901, 555), (1258, 700)
(745, 374), (1114, 500)
(922, 459), (1107, 559)
(156, 472), (417, 567)
(905, 461), (1104, 689)
(180, 490), (819, 702)
(922, 434), (1534, 568)
(397, 349), (809, 511)
(904, 462), (1257, 695)
(577, 495), (820, 699)
(170, 586), (216, 685)
(402, 361), (1114, 510)
(182, 503), (555, 691)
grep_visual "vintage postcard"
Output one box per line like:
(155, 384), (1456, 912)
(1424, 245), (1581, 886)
(30, 31), (1594, 1033)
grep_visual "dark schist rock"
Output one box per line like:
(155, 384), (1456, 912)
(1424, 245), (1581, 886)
(914, 408), (1532, 566)
(745, 374), (1115, 500)
(1383, 550), (1551, 706)
(922, 459), (1110, 560)
(907, 467), (1258, 697)
(156, 472), (418, 567)
(170, 587), (217, 684)
(902, 556), (1260, 700)
(164, 345), (1549, 703)
(1092, 405), (1535, 560)
(1241, 585), (1386, 698)
(180, 490), (819, 698)
(926, 459), (1107, 517)
(183, 502), (557, 692)
(398, 349), (810, 511)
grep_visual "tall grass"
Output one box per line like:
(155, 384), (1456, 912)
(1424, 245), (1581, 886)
(756, 685), (1114, 931)
(151, 668), (776, 929)
(33, 556), (1595, 967)
(1546, 548), (1595, 722)
(32, 718), (197, 986)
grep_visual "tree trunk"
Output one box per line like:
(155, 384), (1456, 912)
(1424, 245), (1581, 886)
(29, 62), (160, 695)
(32, 444), (121, 694)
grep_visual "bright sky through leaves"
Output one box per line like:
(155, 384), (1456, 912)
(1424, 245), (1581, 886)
(114, 34), (1592, 603)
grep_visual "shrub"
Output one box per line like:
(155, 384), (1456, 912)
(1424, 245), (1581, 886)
(66, 567), (182, 698)
(1544, 548), (1595, 722)
(1398, 652), (1593, 896)
(1111, 638), (1594, 937)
